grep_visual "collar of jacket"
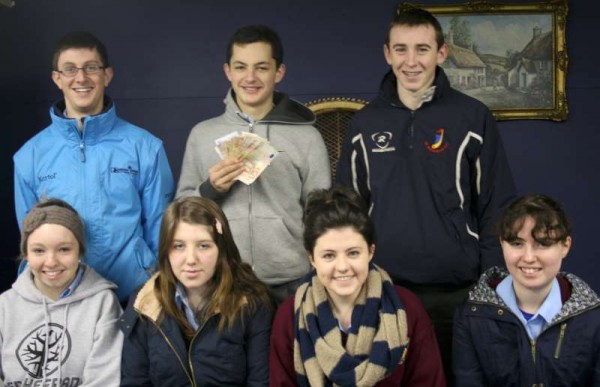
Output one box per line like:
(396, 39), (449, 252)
(469, 266), (600, 323)
(50, 95), (117, 144)
(223, 89), (315, 125)
(378, 66), (450, 108)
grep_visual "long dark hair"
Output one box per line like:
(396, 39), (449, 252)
(154, 197), (271, 338)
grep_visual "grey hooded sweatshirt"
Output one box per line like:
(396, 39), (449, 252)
(177, 90), (331, 285)
(0, 264), (122, 386)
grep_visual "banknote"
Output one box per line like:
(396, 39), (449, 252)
(214, 131), (278, 185)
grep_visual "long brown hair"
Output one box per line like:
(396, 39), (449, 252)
(154, 197), (271, 338)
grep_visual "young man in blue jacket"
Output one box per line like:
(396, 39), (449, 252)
(336, 8), (515, 382)
(13, 31), (174, 302)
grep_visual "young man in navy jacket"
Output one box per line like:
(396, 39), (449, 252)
(336, 8), (515, 382)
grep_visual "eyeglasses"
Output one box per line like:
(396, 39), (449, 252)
(55, 64), (105, 77)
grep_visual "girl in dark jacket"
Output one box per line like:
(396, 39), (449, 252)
(269, 186), (446, 386)
(120, 197), (273, 386)
(453, 194), (600, 386)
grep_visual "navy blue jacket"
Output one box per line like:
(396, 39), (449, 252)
(336, 68), (515, 286)
(453, 267), (600, 386)
(119, 276), (272, 386)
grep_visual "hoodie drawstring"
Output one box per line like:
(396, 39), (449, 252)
(42, 298), (50, 384)
(41, 298), (69, 384)
(57, 304), (70, 382)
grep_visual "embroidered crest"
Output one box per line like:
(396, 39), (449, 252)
(371, 131), (395, 153)
(424, 128), (449, 153)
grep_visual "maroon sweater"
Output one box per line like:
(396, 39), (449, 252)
(269, 285), (446, 386)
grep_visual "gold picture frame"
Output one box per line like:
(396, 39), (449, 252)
(398, 0), (568, 121)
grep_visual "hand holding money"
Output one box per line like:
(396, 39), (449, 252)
(208, 158), (245, 193)
(214, 131), (278, 185)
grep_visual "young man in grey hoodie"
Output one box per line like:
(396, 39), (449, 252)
(176, 25), (331, 303)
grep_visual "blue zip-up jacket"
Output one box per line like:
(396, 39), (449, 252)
(336, 68), (515, 286)
(453, 267), (600, 386)
(13, 98), (174, 301)
(119, 274), (272, 386)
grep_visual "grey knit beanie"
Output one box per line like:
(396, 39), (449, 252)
(20, 198), (86, 258)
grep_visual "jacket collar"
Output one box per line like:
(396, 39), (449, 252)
(223, 89), (315, 125)
(469, 266), (600, 322)
(378, 66), (450, 108)
(132, 273), (163, 323)
(49, 95), (117, 144)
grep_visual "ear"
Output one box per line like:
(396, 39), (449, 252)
(368, 244), (375, 262)
(52, 71), (63, 90)
(223, 63), (232, 82)
(437, 43), (449, 65)
(275, 63), (286, 84)
(103, 66), (114, 87)
(561, 236), (572, 259)
(383, 44), (392, 65)
(309, 253), (316, 269)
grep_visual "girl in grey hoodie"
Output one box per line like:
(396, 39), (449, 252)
(0, 198), (122, 386)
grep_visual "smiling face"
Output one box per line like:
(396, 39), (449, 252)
(502, 216), (571, 299)
(223, 42), (285, 120)
(52, 47), (113, 120)
(27, 223), (80, 300)
(168, 222), (219, 303)
(384, 24), (447, 100)
(310, 227), (374, 306)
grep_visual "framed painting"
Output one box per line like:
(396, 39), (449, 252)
(398, 0), (569, 121)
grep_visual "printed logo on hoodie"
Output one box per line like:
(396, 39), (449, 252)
(16, 323), (72, 378)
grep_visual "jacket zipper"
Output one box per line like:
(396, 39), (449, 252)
(553, 323), (567, 359)
(248, 121), (255, 268)
(187, 318), (211, 387)
(150, 319), (195, 386)
(408, 111), (415, 149)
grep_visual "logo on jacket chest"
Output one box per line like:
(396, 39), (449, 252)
(38, 172), (57, 182)
(424, 128), (449, 153)
(370, 131), (396, 153)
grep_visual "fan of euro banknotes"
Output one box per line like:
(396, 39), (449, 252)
(214, 131), (278, 185)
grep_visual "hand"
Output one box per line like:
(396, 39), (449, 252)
(209, 158), (245, 193)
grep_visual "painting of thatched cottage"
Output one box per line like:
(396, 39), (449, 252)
(437, 14), (554, 110)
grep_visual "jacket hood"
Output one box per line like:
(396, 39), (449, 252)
(469, 266), (600, 323)
(224, 89), (315, 125)
(12, 263), (117, 305)
(378, 66), (450, 107)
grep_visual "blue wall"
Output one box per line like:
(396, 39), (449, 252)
(2, 0), (598, 292)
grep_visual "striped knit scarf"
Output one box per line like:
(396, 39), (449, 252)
(293, 264), (409, 387)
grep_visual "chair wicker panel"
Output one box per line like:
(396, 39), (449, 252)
(306, 98), (367, 180)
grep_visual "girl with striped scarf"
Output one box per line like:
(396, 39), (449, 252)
(270, 186), (446, 386)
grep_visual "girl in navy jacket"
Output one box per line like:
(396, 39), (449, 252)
(120, 197), (273, 386)
(453, 194), (600, 386)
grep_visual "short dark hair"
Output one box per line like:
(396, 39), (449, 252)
(52, 31), (110, 70)
(387, 7), (445, 49)
(303, 185), (375, 254)
(498, 194), (572, 246)
(226, 25), (284, 68)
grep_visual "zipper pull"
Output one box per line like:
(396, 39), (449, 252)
(554, 323), (567, 359)
(79, 141), (86, 162)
